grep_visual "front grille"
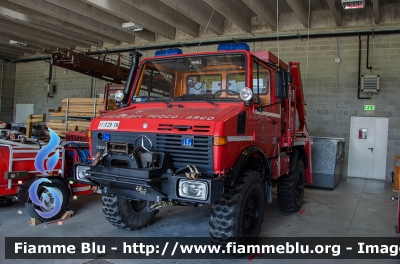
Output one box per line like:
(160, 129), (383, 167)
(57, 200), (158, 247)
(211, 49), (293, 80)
(92, 131), (213, 175)
(237, 111), (246, 134)
(156, 134), (213, 174)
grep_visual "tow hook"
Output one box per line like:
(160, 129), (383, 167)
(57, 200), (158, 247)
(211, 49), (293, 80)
(185, 165), (200, 180)
(149, 200), (178, 210)
(136, 186), (147, 195)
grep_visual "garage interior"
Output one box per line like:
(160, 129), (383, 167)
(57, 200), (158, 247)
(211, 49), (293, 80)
(0, 0), (400, 263)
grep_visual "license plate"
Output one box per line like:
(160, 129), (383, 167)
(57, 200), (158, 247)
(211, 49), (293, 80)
(98, 121), (120, 129)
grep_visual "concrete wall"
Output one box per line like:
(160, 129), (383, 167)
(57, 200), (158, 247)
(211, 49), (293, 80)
(14, 62), (107, 121)
(0, 60), (16, 123)
(13, 34), (400, 181)
(253, 34), (400, 182)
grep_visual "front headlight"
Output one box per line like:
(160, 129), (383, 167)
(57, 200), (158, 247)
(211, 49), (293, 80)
(114, 90), (125, 102)
(239, 87), (253, 101)
(74, 165), (91, 183)
(178, 180), (208, 200)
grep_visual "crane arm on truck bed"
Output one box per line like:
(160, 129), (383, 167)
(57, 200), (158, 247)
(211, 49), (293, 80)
(290, 62), (309, 139)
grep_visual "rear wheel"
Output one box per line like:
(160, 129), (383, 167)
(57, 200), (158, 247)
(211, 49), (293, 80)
(277, 159), (305, 212)
(210, 170), (265, 245)
(102, 195), (158, 230)
(0, 196), (16, 207)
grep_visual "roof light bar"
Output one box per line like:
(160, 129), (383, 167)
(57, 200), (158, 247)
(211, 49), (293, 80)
(217, 43), (250, 52)
(154, 48), (183, 57)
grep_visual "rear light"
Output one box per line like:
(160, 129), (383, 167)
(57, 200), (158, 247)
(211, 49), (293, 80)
(214, 136), (227, 146)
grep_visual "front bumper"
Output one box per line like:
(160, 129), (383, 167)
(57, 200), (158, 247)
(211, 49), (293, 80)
(74, 163), (223, 204)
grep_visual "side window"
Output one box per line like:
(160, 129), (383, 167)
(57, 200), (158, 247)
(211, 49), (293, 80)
(253, 62), (270, 105)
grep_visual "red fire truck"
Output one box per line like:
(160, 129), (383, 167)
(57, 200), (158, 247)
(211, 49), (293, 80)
(74, 43), (312, 244)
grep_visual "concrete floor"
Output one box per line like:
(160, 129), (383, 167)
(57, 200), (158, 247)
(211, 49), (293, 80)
(0, 177), (398, 264)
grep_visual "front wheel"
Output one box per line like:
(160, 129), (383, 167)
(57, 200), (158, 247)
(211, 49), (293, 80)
(25, 179), (70, 222)
(210, 170), (265, 245)
(102, 195), (158, 230)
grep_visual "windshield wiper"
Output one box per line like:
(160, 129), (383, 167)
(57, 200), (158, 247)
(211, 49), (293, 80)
(204, 100), (218, 106)
(173, 96), (218, 106)
(133, 96), (170, 105)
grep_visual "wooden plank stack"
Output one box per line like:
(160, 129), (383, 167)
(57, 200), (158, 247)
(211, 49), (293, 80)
(48, 98), (117, 137)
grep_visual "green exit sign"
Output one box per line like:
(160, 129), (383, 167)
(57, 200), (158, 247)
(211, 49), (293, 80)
(364, 105), (375, 111)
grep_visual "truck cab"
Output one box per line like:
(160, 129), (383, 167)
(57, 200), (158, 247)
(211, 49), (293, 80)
(74, 43), (312, 244)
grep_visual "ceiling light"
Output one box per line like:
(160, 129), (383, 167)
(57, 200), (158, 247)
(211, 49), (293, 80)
(122, 22), (143, 32)
(9, 40), (27, 47)
(341, 0), (365, 9)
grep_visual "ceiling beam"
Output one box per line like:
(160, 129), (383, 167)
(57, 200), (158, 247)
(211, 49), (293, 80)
(0, 43), (33, 55)
(121, 0), (199, 37)
(0, 42), (35, 54)
(0, 37), (43, 53)
(0, 6), (101, 47)
(0, 1), (114, 45)
(326, 0), (343, 26)
(0, 21), (75, 49)
(0, 52), (18, 60)
(161, 0), (224, 35)
(0, 48), (23, 57)
(0, 32), (58, 50)
(231, 0), (257, 17)
(0, 16), (90, 48)
(46, 0), (154, 42)
(373, 0), (380, 24)
(82, 0), (176, 40)
(203, 0), (251, 33)
(242, 0), (277, 31)
(285, 0), (309, 28)
(7, 0), (133, 44)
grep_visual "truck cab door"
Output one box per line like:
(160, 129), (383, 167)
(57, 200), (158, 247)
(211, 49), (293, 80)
(252, 61), (280, 157)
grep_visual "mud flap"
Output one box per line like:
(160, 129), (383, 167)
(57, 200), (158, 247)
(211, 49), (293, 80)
(266, 182), (272, 203)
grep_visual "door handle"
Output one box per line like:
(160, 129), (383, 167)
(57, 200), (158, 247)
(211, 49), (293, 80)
(368, 147), (374, 153)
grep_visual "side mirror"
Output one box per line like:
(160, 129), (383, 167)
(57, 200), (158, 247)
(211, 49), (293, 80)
(275, 70), (288, 99)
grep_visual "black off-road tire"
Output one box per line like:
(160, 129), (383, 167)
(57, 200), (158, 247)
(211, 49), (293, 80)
(0, 196), (16, 207)
(102, 195), (158, 230)
(277, 159), (305, 213)
(25, 179), (70, 222)
(210, 170), (265, 245)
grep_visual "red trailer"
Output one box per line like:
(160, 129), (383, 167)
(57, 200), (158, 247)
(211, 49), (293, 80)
(0, 138), (93, 221)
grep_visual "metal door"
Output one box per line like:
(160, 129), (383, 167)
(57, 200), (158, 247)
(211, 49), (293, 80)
(347, 116), (388, 179)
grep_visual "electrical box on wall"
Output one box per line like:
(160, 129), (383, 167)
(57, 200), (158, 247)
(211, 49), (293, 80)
(43, 83), (57, 97)
(361, 75), (380, 93)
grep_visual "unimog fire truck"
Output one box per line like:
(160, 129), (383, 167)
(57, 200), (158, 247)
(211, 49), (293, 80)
(74, 43), (312, 244)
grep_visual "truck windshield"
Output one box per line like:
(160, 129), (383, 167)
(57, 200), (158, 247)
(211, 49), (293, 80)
(132, 53), (247, 103)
